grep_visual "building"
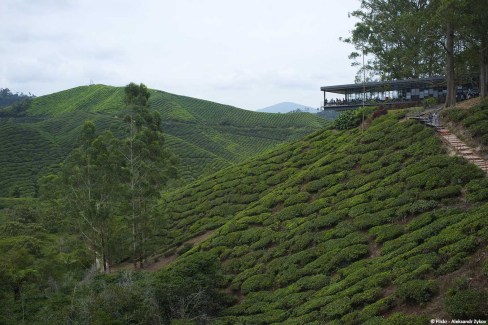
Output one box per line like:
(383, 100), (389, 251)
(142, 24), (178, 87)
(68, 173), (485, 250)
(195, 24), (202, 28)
(320, 76), (478, 110)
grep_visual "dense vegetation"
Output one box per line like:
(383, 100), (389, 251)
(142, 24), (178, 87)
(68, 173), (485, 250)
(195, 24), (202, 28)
(3, 2), (488, 322)
(1, 100), (488, 322)
(442, 99), (488, 148)
(0, 84), (328, 197)
(154, 108), (488, 323)
(0, 88), (35, 109)
(344, 0), (488, 105)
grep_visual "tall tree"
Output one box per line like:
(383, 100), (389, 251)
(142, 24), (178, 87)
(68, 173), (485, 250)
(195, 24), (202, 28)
(61, 121), (123, 273)
(122, 83), (177, 268)
(468, 0), (488, 97)
(431, 0), (473, 106)
(345, 0), (486, 106)
(342, 0), (443, 82)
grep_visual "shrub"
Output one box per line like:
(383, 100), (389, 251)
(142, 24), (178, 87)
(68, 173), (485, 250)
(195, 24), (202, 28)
(419, 185), (462, 200)
(436, 252), (469, 275)
(357, 296), (394, 322)
(445, 289), (488, 319)
(153, 252), (226, 323)
(283, 192), (310, 206)
(396, 280), (437, 305)
(293, 275), (329, 291)
(438, 236), (478, 256)
(468, 120), (488, 137)
(321, 297), (352, 319)
(352, 210), (394, 230)
(422, 97), (438, 109)
(369, 224), (404, 243)
(466, 178), (488, 203)
(241, 274), (274, 293)
(177, 242), (194, 255)
(442, 108), (467, 122)
(350, 287), (381, 307)
(334, 110), (360, 130)
(408, 200), (438, 215)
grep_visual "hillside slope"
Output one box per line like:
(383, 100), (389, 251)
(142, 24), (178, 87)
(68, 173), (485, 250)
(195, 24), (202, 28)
(155, 108), (488, 323)
(0, 85), (328, 196)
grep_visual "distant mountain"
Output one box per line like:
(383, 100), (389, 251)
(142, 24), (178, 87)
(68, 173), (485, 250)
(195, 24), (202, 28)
(257, 102), (318, 114)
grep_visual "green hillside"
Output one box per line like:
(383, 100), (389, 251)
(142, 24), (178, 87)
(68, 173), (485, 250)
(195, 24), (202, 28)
(2, 102), (488, 323)
(0, 84), (328, 196)
(153, 107), (488, 323)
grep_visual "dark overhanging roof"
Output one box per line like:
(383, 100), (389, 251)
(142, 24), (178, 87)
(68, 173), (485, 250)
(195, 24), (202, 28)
(320, 76), (446, 94)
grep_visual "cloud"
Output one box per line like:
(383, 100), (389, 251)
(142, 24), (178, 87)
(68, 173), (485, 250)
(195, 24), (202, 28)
(1, 0), (361, 108)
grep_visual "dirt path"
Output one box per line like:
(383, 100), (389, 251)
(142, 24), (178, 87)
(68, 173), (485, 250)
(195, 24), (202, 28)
(111, 230), (215, 273)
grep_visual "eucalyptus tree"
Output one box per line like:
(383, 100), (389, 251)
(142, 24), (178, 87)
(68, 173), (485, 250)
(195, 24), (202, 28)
(60, 121), (123, 273)
(342, 0), (443, 82)
(122, 83), (177, 268)
(344, 0), (487, 106)
(431, 0), (472, 106)
(467, 0), (488, 97)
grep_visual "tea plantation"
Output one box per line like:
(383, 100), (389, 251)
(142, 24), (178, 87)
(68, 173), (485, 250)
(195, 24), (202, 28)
(154, 106), (488, 323)
(1, 99), (487, 323)
(0, 84), (328, 196)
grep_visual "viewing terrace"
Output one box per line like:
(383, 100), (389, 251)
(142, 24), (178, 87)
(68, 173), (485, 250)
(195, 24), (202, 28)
(320, 76), (478, 110)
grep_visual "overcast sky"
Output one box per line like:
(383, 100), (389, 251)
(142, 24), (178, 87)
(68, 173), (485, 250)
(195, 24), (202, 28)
(1, 0), (360, 110)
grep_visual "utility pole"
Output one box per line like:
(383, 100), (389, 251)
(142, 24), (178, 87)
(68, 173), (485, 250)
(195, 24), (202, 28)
(362, 46), (366, 131)
(362, 47), (366, 109)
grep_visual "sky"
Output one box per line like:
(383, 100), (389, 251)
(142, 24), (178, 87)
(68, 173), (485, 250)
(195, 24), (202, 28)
(1, 0), (360, 110)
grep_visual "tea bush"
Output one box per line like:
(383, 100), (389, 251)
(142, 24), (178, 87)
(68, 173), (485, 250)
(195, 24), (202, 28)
(445, 289), (488, 319)
(396, 279), (437, 305)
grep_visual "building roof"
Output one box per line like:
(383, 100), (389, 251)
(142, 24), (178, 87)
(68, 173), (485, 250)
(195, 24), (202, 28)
(320, 76), (446, 94)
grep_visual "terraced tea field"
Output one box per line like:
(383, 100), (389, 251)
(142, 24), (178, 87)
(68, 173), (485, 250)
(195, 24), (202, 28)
(154, 108), (488, 323)
(0, 84), (328, 196)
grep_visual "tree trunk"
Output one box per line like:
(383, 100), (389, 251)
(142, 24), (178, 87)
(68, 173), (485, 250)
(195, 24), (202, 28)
(13, 284), (21, 301)
(481, 46), (488, 98)
(486, 63), (488, 97)
(101, 231), (108, 273)
(445, 23), (456, 107)
(129, 116), (138, 270)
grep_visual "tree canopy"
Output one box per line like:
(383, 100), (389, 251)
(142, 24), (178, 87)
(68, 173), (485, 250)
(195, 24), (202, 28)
(343, 0), (488, 106)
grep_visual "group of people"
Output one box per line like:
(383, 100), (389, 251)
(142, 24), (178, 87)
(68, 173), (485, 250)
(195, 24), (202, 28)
(324, 98), (347, 106)
(429, 112), (439, 127)
(457, 89), (479, 101)
(324, 97), (405, 107)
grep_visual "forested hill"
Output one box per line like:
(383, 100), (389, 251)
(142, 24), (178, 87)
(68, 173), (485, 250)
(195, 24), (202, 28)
(0, 84), (328, 197)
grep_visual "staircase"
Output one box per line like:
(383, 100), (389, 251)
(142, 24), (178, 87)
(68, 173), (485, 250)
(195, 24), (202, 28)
(437, 128), (488, 173)
(408, 109), (488, 174)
